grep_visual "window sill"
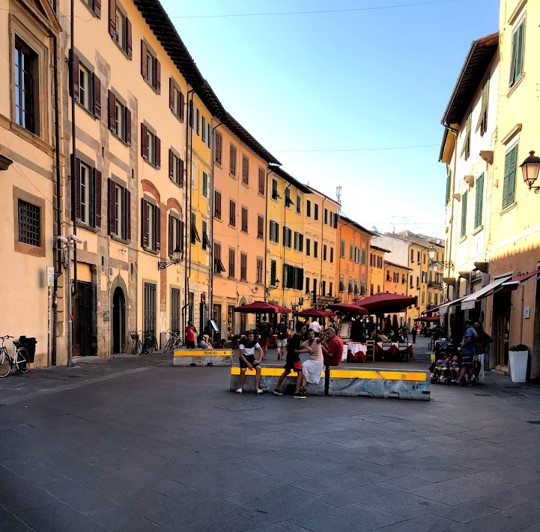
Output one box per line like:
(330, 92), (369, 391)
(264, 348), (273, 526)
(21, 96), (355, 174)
(111, 38), (132, 61)
(111, 130), (130, 147)
(110, 234), (129, 244)
(472, 224), (483, 236)
(501, 202), (517, 215)
(142, 246), (159, 255)
(142, 77), (160, 95)
(10, 122), (52, 155)
(76, 100), (98, 120)
(142, 157), (160, 169)
(507, 73), (525, 98)
(76, 221), (99, 233)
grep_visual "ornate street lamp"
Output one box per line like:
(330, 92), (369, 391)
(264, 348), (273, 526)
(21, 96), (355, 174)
(520, 150), (540, 193)
(158, 248), (182, 270)
(428, 245), (453, 271)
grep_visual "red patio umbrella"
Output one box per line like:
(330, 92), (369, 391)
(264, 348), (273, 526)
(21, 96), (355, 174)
(234, 301), (280, 313)
(414, 315), (440, 322)
(295, 308), (334, 318)
(328, 302), (367, 314)
(275, 305), (292, 314)
(354, 292), (417, 314)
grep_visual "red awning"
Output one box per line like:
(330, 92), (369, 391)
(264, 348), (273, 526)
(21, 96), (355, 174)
(295, 308), (333, 318)
(234, 301), (280, 313)
(327, 302), (367, 314)
(502, 269), (540, 290)
(354, 292), (417, 314)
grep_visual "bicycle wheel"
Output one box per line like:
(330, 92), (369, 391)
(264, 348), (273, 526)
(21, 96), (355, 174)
(134, 339), (143, 356)
(164, 338), (173, 352)
(16, 348), (29, 373)
(146, 338), (156, 354)
(0, 350), (11, 377)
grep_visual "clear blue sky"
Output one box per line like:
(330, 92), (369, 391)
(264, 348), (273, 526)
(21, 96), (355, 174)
(161, 0), (499, 238)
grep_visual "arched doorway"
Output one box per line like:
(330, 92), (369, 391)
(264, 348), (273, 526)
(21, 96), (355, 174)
(112, 287), (126, 353)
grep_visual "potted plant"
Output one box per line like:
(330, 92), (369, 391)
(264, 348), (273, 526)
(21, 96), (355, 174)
(508, 344), (528, 383)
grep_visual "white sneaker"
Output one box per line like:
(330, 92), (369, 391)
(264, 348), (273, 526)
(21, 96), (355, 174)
(256, 388), (264, 394)
(235, 388), (243, 393)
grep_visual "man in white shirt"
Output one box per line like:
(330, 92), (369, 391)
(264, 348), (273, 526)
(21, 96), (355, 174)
(236, 331), (264, 394)
(309, 319), (322, 337)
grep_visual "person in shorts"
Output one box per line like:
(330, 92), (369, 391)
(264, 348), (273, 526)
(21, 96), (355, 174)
(457, 320), (477, 385)
(276, 318), (288, 361)
(273, 323), (306, 396)
(236, 331), (264, 394)
(258, 316), (270, 360)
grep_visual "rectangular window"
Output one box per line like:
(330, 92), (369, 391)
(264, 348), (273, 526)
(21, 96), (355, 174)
(460, 191), (468, 238)
(202, 219), (210, 250)
(17, 199), (41, 246)
(296, 195), (301, 215)
(257, 215), (264, 239)
(306, 238), (311, 256)
(269, 220), (279, 243)
(229, 144), (237, 176)
(283, 226), (292, 248)
(229, 200), (236, 227)
(141, 198), (160, 252)
(241, 206), (248, 233)
(202, 171), (208, 197)
(110, 1), (132, 58)
(474, 173), (484, 228)
(323, 244), (327, 261)
(190, 212), (201, 244)
(272, 179), (279, 200)
(240, 253), (247, 281)
(509, 19), (525, 87)
(140, 41), (160, 93)
(340, 239), (345, 258)
(214, 130), (223, 165)
(324, 208), (328, 224)
(285, 188), (293, 208)
(228, 248), (236, 279)
(305, 277), (310, 295)
(108, 91), (131, 144)
(171, 288), (181, 332)
(214, 242), (225, 274)
(74, 157), (101, 229)
(169, 150), (184, 187)
(314, 241), (319, 258)
(258, 167), (265, 195)
(168, 78), (184, 120)
(83, 0), (101, 17)
(242, 155), (249, 185)
(201, 116), (206, 142)
(14, 38), (39, 134)
(270, 259), (277, 285)
(143, 282), (157, 334)
(214, 191), (222, 219)
(330, 247), (334, 263)
(108, 179), (131, 240)
(306, 199), (311, 217)
(361, 249), (366, 265)
(502, 145), (517, 209)
(293, 231), (303, 252)
(314, 203), (319, 220)
(256, 258), (263, 284)
(141, 123), (161, 168)
(339, 275), (344, 292)
(168, 214), (184, 256)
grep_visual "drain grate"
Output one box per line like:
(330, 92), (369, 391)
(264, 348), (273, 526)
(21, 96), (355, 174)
(527, 421), (540, 425)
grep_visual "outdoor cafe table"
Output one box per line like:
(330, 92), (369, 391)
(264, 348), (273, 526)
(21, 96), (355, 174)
(344, 342), (414, 362)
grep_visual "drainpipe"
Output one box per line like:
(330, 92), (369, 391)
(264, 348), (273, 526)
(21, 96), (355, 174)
(264, 164), (281, 301)
(319, 197), (326, 304)
(282, 182), (292, 307)
(70, 0), (78, 284)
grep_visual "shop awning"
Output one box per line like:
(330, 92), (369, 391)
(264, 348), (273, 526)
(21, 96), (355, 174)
(501, 268), (540, 291)
(460, 275), (512, 310)
(438, 296), (466, 315)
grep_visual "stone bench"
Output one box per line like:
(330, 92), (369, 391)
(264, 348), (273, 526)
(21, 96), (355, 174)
(230, 365), (430, 400)
(173, 349), (233, 367)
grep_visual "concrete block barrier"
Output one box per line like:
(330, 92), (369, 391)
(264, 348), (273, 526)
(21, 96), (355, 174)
(173, 349), (233, 367)
(230, 365), (430, 400)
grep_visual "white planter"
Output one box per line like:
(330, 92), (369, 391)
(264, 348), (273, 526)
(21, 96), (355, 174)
(509, 350), (528, 383)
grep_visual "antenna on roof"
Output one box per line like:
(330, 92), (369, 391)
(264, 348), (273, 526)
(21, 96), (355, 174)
(336, 186), (342, 213)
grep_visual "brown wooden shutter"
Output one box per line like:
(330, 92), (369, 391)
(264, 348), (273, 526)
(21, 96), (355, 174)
(155, 207), (161, 251)
(141, 40), (147, 79)
(179, 90), (185, 121)
(169, 78), (174, 111)
(125, 108), (131, 145)
(179, 220), (185, 254)
(74, 156), (81, 221)
(107, 178), (116, 235)
(108, 90), (116, 133)
(93, 74), (101, 118)
(94, 0), (101, 18)
(141, 123), (148, 159)
(155, 135), (161, 168)
(168, 215), (174, 257)
(108, 0), (116, 37)
(141, 198), (149, 248)
(168, 150), (174, 180)
(155, 59), (161, 93)
(71, 51), (79, 100)
(215, 191), (221, 218)
(126, 18), (132, 59)
(94, 169), (102, 228)
(125, 189), (131, 240)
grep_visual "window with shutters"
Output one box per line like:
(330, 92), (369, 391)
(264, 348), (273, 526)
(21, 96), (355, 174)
(108, 179), (130, 241)
(214, 191), (222, 219)
(330, 247), (334, 263)
(13, 37), (40, 134)
(140, 40), (160, 92)
(271, 179), (279, 200)
(229, 144), (237, 176)
(108, 91), (131, 144)
(109, 1), (131, 57)
(283, 264), (304, 290)
(321, 280), (326, 296)
(72, 54), (101, 119)
(168, 78), (184, 121)
(241, 206), (248, 233)
(314, 203), (319, 221)
(257, 215), (264, 239)
(270, 259), (277, 285)
(502, 145), (517, 210)
(201, 116), (206, 143)
(202, 172), (208, 197)
(324, 208), (328, 224)
(323, 244), (327, 261)
(445, 170), (452, 205)
(228, 248), (236, 279)
(141, 123), (160, 168)
(509, 18), (525, 87)
(169, 150), (184, 187)
(306, 200), (311, 217)
(306, 238), (311, 256)
(474, 173), (484, 229)
(240, 253), (247, 281)
(202, 219), (210, 250)
(460, 191), (468, 238)
(329, 282), (333, 297)
(296, 195), (301, 215)
(255, 257), (263, 284)
(460, 115), (471, 160)
(171, 288), (181, 331)
(168, 213), (184, 257)
(214, 242), (225, 274)
(83, 0), (101, 17)
(361, 248), (366, 265)
(339, 275), (344, 292)
(258, 167), (265, 195)
(305, 276), (310, 294)
(241, 155), (249, 185)
(285, 188), (293, 208)
(269, 220), (279, 243)
(214, 131), (223, 165)
(73, 156), (101, 229)
(283, 226), (292, 248)
(314, 241), (318, 258)
(229, 200), (236, 227)
(141, 198), (160, 252)
(340, 239), (345, 258)
(190, 211), (201, 244)
(293, 231), (303, 252)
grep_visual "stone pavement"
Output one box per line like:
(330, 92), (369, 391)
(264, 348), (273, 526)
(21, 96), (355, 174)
(1, 339), (540, 531)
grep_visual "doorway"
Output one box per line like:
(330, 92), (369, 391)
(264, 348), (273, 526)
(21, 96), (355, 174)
(74, 281), (96, 356)
(493, 290), (511, 371)
(112, 287), (126, 353)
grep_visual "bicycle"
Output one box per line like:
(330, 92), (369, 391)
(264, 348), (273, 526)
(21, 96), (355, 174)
(142, 330), (158, 354)
(0, 335), (30, 377)
(130, 331), (143, 356)
(164, 329), (182, 352)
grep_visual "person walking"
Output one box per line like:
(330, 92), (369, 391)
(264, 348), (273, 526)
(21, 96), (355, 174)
(457, 320), (477, 385)
(273, 323), (306, 396)
(185, 322), (197, 349)
(236, 331), (264, 394)
(473, 321), (492, 383)
(275, 318), (288, 361)
(411, 324), (417, 344)
(309, 319), (322, 337)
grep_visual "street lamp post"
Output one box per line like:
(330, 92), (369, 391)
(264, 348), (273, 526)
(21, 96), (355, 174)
(520, 150), (540, 193)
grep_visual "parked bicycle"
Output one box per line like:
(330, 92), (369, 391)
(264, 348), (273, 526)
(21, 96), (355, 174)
(164, 329), (182, 352)
(130, 330), (158, 355)
(0, 335), (30, 377)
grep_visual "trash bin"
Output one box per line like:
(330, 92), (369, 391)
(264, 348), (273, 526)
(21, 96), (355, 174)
(17, 336), (37, 364)
(509, 349), (528, 383)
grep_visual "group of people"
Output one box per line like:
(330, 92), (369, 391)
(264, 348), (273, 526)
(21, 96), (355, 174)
(429, 320), (491, 386)
(235, 319), (343, 399)
(255, 316), (289, 361)
(184, 322), (214, 350)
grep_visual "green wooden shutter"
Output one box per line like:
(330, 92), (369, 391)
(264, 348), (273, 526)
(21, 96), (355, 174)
(445, 171), (452, 205)
(502, 146), (517, 209)
(460, 191), (468, 238)
(474, 173), (484, 228)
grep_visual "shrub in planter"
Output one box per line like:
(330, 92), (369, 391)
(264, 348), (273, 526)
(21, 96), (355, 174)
(509, 344), (528, 351)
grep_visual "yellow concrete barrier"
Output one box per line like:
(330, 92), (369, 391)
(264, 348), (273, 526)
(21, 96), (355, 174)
(173, 349), (233, 367)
